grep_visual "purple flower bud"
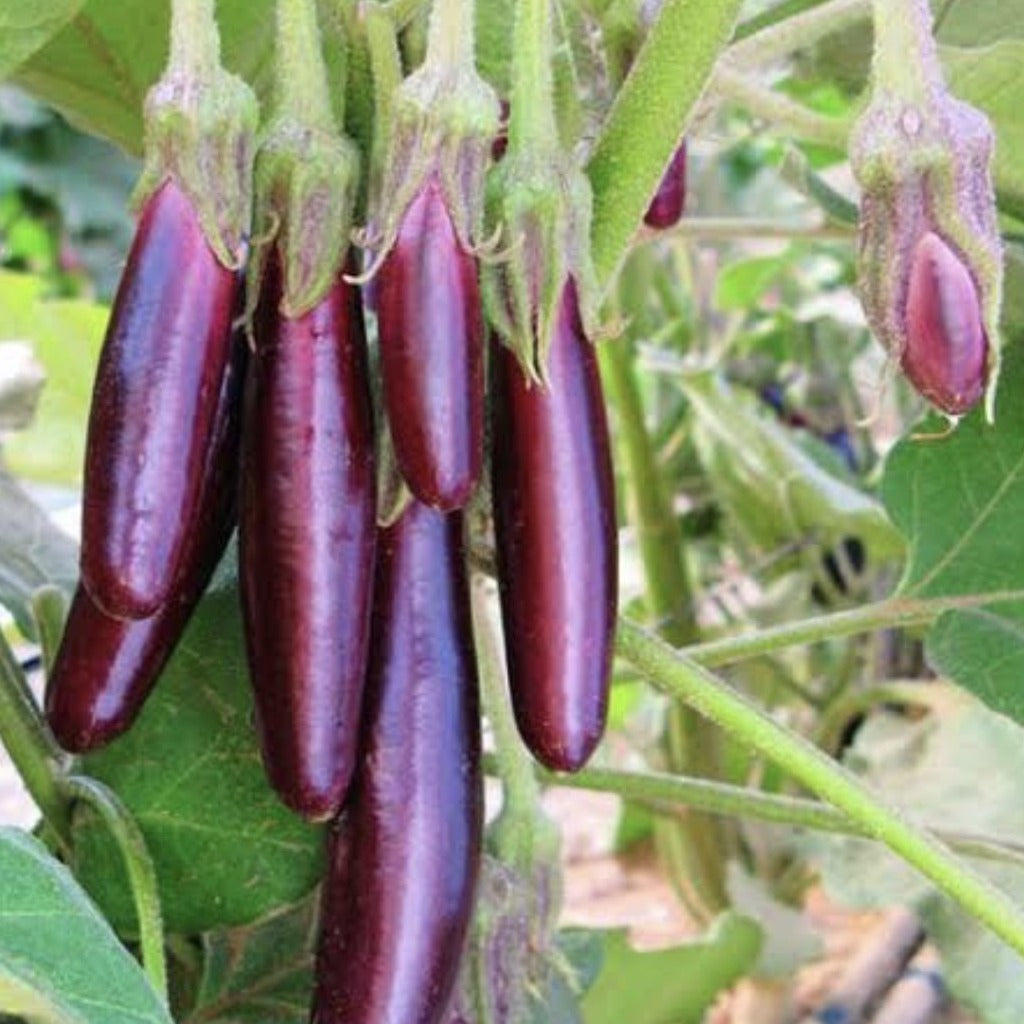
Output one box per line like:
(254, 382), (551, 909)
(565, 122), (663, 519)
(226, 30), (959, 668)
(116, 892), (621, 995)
(644, 139), (687, 230)
(902, 231), (987, 415)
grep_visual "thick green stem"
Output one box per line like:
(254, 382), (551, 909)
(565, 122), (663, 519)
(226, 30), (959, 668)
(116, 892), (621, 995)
(168, 0), (221, 76)
(471, 579), (541, 821)
(0, 631), (70, 847)
(274, 0), (338, 131)
(587, 0), (744, 290)
(681, 592), (1012, 669)
(711, 66), (851, 149)
(534, 763), (1024, 869)
(62, 776), (167, 1003)
(616, 619), (1024, 958)
(425, 0), (475, 66)
(509, 0), (558, 154)
(599, 332), (728, 918)
(870, 0), (942, 100)
(729, 0), (871, 67)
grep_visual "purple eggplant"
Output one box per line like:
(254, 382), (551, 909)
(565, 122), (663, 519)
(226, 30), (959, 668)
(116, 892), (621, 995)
(491, 278), (618, 772)
(81, 179), (239, 618)
(312, 502), (482, 1024)
(644, 140), (687, 230)
(240, 253), (376, 822)
(377, 177), (484, 510)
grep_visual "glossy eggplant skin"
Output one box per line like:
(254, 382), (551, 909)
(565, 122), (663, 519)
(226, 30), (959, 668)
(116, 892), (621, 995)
(491, 279), (618, 773)
(643, 140), (687, 230)
(46, 327), (248, 753)
(240, 254), (376, 822)
(377, 178), (484, 511)
(312, 502), (482, 1024)
(81, 179), (238, 618)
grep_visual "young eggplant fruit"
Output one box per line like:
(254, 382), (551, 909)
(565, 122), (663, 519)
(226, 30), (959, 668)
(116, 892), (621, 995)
(644, 140), (687, 230)
(240, 254), (376, 822)
(491, 279), (618, 772)
(312, 502), (482, 1024)
(81, 179), (238, 618)
(46, 326), (247, 752)
(901, 231), (987, 415)
(376, 178), (484, 510)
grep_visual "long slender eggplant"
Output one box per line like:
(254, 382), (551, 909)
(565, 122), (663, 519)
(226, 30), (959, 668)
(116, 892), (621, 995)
(46, 324), (248, 753)
(81, 179), (239, 618)
(491, 279), (618, 773)
(240, 253), (376, 822)
(313, 502), (482, 1024)
(376, 177), (484, 511)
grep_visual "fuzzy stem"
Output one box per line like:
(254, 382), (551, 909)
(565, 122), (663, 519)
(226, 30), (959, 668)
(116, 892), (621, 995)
(62, 776), (167, 1003)
(531, 762), (1024, 869)
(711, 65), (852, 149)
(599, 332), (728, 918)
(587, 0), (744, 290)
(168, 0), (221, 76)
(0, 630), (70, 848)
(870, 0), (944, 100)
(729, 0), (871, 67)
(425, 0), (475, 67)
(616, 618), (1024, 958)
(509, 0), (558, 153)
(365, 3), (404, 203)
(274, 0), (338, 131)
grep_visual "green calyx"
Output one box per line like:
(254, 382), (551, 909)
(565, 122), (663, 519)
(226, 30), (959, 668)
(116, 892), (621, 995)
(484, 148), (600, 382)
(250, 121), (360, 319)
(133, 66), (258, 271)
(372, 60), (500, 259)
(851, 0), (1004, 418)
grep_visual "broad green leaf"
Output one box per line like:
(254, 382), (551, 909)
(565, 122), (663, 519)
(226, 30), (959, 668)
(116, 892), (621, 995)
(13, 0), (276, 156)
(0, 1), (86, 81)
(185, 898), (317, 1024)
(943, 42), (1024, 219)
(0, 826), (172, 1024)
(881, 347), (1024, 727)
(580, 914), (761, 1024)
(72, 584), (326, 935)
(810, 693), (1024, 1024)
(680, 372), (904, 565)
(0, 469), (77, 637)
(0, 270), (107, 484)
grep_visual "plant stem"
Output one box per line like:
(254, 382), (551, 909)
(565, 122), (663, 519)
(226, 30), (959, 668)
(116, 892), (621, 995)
(508, 0), (558, 154)
(616, 618), (1024, 957)
(639, 217), (855, 243)
(384, 0), (429, 29)
(471, 578), (541, 821)
(815, 680), (945, 754)
(869, 0), (943, 100)
(168, 0), (221, 76)
(530, 762), (1024, 869)
(599, 329), (728, 918)
(587, 0), (744, 290)
(425, 0), (475, 66)
(364, 3), (404, 201)
(0, 630), (70, 848)
(274, 0), (337, 130)
(711, 65), (851, 149)
(31, 585), (67, 677)
(680, 592), (1015, 669)
(729, 0), (871, 67)
(62, 776), (167, 1003)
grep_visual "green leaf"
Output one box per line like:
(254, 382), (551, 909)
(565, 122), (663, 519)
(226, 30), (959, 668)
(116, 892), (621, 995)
(881, 346), (1024, 727)
(13, 0), (276, 155)
(0, 1), (86, 81)
(71, 584), (326, 935)
(580, 914), (762, 1024)
(937, 0), (1024, 47)
(0, 469), (77, 637)
(0, 826), (172, 1024)
(0, 270), (107, 485)
(943, 42), (1024, 218)
(810, 693), (1024, 1024)
(713, 255), (790, 312)
(185, 898), (316, 1024)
